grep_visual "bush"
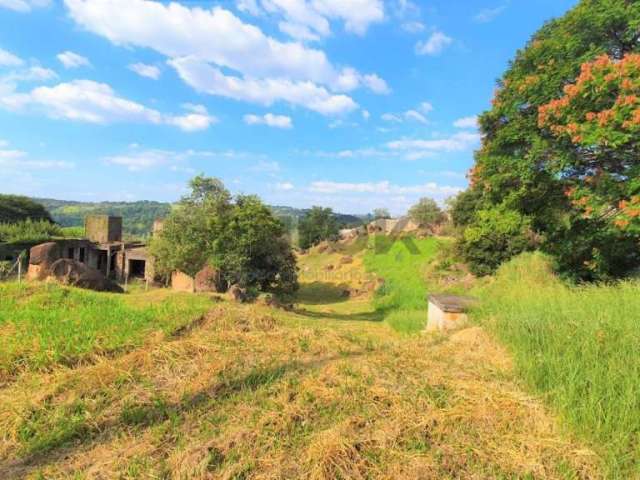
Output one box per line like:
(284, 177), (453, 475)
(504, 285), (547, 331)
(458, 206), (536, 276)
(408, 197), (444, 227)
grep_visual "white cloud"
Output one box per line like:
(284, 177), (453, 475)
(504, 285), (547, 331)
(361, 109), (370, 120)
(128, 62), (161, 80)
(404, 109), (427, 124)
(453, 116), (478, 129)
(57, 51), (91, 69)
(64, 0), (386, 113)
(0, 140), (73, 170)
(275, 181), (294, 191)
(387, 131), (481, 153)
(474, 5), (507, 23)
(334, 68), (390, 94)
(419, 101), (433, 113)
(401, 21), (425, 33)
(0, 79), (215, 131)
(167, 104), (217, 132)
(237, 0), (262, 16)
(169, 57), (357, 115)
(309, 179), (461, 198)
(104, 146), (212, 171)
(0, 48), (24, 67)
(244, 112), (293, 129)
(0, 0), (49, 12)
(381, 113), (401, 122)
(416, 31), (452, 56)
(260, 0), (384, 40)
(250, 159), (281, 173)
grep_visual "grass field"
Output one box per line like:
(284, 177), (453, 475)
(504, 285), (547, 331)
(475, 253), (640, 478)
(363, 236), (440, 333)
(0, 244), (602, 479)
(0, 282), (211, 380)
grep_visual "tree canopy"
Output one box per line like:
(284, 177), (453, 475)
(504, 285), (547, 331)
(298, 206), (339, 249)
(408, 197), (444, 227)
(150, 176), (298, 293)
(0, 195), (53, 224)
(458, 0), (640, 280)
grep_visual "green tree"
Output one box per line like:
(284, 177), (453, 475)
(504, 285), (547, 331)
(408, 197), (444, 227)
(150, 176), (298, 293)
(373, 208), (391, 220)
(298, 206), (339, 249)
(0, 195), (53, 224)
(460, 0), (640, 279)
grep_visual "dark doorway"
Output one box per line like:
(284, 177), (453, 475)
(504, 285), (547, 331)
(67, 247), (74, 259)
(97, 251), (108, 274)
(129, 259), (146, 278)
(79, 248), (85, 263)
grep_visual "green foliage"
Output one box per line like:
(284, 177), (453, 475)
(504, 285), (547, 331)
(408, 197), (444, 227)
(372, 208), (391, 220)
(0, 219), (62, 243)
(447, 189), (483, 227)
(459, 206), (536, 276)
(462, 0), (640, 280)
(0, 194), (53, 224)
(363, 236), (440, 333)
(34, 198), (171, 237)
(475, 252), (640, 477)
(150, 176), (298, 293)
(60, 226), (85, 238)
(298, 206), (339, 250)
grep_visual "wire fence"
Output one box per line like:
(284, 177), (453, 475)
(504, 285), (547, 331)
(0, 251), (26, 283)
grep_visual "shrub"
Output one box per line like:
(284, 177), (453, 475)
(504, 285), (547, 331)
(458, 206), (536, 276)
(0, 219), (62, 243)
(408, 197), (444, 227)
(298, 206), (339, 250)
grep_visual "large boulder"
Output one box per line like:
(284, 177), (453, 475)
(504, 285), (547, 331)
(194, 265), (227, 293)
(27, 242), (62, 280)
(227, 284), (247, 303)
(48, 259), (123, 293)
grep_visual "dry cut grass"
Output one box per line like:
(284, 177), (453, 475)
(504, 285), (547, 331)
(0, 248), (603, 479)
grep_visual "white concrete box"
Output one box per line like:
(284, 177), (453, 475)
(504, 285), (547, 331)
(426, 294), (477, 332)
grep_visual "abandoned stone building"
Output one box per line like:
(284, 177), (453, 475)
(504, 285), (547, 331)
(26, 215), (153, 283)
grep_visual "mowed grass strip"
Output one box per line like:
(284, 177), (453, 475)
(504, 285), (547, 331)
(0, 282), (210, 378)
(363, 236), (440, 334)
(475, 252), (640, 478)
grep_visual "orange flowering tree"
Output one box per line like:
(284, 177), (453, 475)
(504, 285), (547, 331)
(538, 53), (640, 235)
(454, 0), (640, 280)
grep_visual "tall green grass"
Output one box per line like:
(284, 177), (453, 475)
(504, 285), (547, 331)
(363, 236), (439, 333)
(475, 252), (640, 478)
(0, 282), (210, 378)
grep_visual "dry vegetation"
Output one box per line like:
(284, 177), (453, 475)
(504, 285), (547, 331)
(0, 242), (602, 479)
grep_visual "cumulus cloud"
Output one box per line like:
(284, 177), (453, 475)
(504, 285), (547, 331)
(128, 62), (161, 80)
(0, 0), (49, 12)
(255, 0), (384, 40)
(401, 21), (425, 33)
(169, 57), (357, 115)
(57, 51), (91, 69)
(416, 31), (452, 56)
(382, 103), (432, 124)
(0, 48), (24, 67)
(64, 0), (385, 113)
(453, 115), (478, 129)
(244, 112), (293, 129)
(0, 79), (215, 131)
(275, 181), (294, 191)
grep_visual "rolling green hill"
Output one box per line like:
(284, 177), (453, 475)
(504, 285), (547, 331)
(33, 198), (367, 238)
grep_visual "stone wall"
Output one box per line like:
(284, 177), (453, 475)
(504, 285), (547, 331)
(85, 215), (122, 243)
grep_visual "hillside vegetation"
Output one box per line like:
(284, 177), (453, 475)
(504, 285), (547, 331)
(0, 241), (602, 479)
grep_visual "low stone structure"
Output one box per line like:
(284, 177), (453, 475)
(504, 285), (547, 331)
(48, 258), (123, 293)
(367, 216), (419, 235)
(426, 294), (477, 332)
(26, 215), (157, 287)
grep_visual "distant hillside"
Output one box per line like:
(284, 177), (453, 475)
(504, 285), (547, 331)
(33, 199), (367, 237)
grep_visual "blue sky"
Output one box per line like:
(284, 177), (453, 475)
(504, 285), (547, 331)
(0, 0), (576, 214)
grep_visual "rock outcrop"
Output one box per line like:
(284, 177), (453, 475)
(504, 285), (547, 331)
(48, 259), (123, 293)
